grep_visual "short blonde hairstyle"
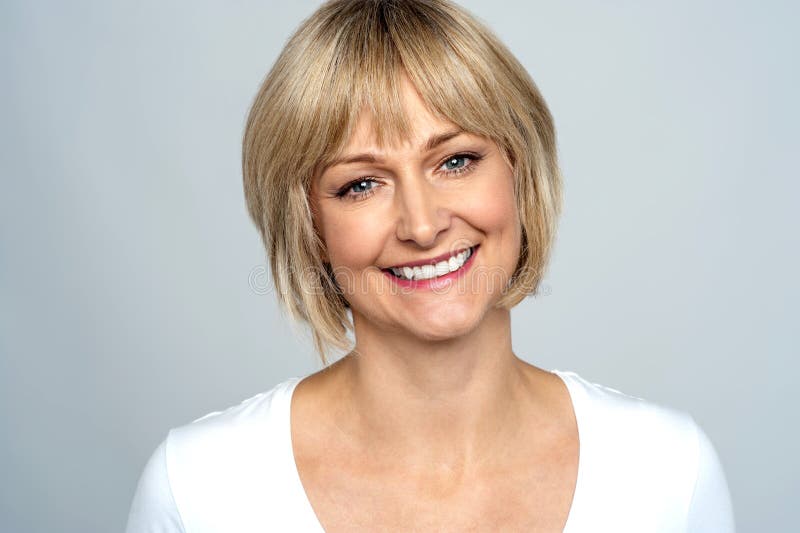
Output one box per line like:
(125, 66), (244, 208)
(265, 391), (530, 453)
(243, 0), (563, 365)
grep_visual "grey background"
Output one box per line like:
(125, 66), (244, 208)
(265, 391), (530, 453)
(1, 1), (796, 531)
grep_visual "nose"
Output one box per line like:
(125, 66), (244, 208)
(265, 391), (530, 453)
(394, 172), (451, 247)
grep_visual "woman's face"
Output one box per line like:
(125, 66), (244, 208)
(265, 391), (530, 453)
(311, 74), (521, 342)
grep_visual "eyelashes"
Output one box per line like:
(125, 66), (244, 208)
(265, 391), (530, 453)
(337, 178), (378, 200)
(335, 152), (484, 202)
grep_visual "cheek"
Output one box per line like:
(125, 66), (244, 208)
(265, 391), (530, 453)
(320, 206), (389, 271)
(463, 170), (520, 237)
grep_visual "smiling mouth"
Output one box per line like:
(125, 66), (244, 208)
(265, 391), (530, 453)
(383, 246), (477, 281)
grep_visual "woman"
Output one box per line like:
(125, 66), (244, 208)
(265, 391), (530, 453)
(126, 1), (735, 531)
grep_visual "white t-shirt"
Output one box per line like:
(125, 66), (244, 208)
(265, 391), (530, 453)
(125, 369), (736, 532)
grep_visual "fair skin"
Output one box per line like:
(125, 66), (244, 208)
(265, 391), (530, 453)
(293, 73), (579, 531)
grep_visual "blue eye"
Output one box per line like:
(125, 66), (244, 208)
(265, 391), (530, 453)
(442, 156), (468, 171)
(440, 153), (483, 176)
(336, 178), (378, 200)
(350, 180), (374, 194)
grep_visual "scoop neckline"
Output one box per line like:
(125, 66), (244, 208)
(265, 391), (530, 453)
(280, 368), (585, 532)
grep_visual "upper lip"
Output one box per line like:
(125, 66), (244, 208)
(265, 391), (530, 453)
(384, 245), (476, 270)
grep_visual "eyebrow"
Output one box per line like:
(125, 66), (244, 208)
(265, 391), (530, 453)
(324, 128), (466, 170)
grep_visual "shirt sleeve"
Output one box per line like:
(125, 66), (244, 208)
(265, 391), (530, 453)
(125, 434), (187, 533)
(686, 419), (736, 532)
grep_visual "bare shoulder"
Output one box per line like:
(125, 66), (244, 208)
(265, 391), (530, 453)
(517, 361), (580, 436)
(289, 356), (356, 470)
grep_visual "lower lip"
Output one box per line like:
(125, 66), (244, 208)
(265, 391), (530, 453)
(382, 246), (479, 291)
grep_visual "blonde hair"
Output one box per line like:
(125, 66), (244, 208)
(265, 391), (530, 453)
(243, 0), (563, 365)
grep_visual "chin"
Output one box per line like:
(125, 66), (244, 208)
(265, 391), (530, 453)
(405, 308), (483, 342)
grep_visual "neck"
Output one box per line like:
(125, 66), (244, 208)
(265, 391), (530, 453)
(331, 307), (540, 475)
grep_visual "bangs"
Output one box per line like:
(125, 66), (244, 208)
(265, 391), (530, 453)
(305, 0), (521, 181)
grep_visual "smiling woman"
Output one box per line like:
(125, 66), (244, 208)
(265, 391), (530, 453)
(126, 1), (735, 531)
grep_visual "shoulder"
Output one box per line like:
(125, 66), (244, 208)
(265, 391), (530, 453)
(127, 376), (308, 533)
(166, 377), (301, 497)
(558, 369), (697, 440)
(126, 437), (186, 532)
(167, 377), (297, 468)
(553, 369), (734, 531)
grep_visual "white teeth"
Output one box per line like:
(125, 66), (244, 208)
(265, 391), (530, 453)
(448, 256), (459, 271)
(389, 246), (474, 281)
